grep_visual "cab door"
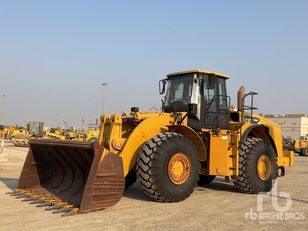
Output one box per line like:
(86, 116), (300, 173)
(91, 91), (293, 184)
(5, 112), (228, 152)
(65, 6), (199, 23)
(202, 75), (230, 130)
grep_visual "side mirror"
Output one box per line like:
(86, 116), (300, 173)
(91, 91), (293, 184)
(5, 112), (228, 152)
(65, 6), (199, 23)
(188, 103), (197, 116)
(159, 79), (167, 95)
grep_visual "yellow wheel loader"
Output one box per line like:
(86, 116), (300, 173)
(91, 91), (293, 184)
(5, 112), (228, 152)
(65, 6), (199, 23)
(3, 125), (27, 140)
(293, 139), (308, 156)
(13, 69), (294, 215)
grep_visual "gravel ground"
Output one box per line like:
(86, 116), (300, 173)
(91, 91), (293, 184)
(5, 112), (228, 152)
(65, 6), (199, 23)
(0, 143), (307, 231)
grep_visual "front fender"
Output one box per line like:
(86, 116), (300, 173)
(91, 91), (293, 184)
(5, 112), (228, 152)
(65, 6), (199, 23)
(119, 113), (173, 176)
(168, 125), (207, 161)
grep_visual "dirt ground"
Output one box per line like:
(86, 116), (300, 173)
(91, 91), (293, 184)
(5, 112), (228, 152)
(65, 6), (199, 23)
(0, 143), (307, 231)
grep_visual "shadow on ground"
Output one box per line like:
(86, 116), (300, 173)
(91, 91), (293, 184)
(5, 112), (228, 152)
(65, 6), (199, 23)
(198, 182), (239, 193)
(0, 177), (17, 191)
(197, 178), (240, 193)
(123, 182), (152, 202)
(123, 178), (240, 202)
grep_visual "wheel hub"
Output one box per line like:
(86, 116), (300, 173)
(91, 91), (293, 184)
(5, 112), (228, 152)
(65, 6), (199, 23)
(168, 153), (190, 185)
(257, 154), (272, 181)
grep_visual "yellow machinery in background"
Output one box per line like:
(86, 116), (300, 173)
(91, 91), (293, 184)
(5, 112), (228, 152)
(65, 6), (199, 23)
(47, 128), (77, 141)
(46, 128), (65, 140)
(76, 131), (87, 141)
(13, 122), (44, 147)
(65, 131), (77, 140)
(69, 127), (100, 142)
(0, 125), (7, 139)
(75, 129), (99, 141)
(1, 125), (27, 140)
(47, 128), (98, 142)
(13, 69), (294, 215)
(293, 139), (308, 156)
(86, 128), (99, 141)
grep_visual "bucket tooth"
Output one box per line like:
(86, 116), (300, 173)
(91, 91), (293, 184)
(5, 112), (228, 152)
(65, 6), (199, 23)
(6, 192), (16, 195)
(61, 212), (73, 217)
(22, 197), (36, 202)
(62, 207), (79, 217)
(21, 192), (40, 202)
(45, 204), (60, 211)
(15, 195), (28, 199)
(71, 207), (79, 215)
(10, 192), (22, 196)
(37, 195), (52, 202)
(71, 208), (79, 215)
(61, 204), (74, 210)
(29, 200), (43, 204)
(35, 196), (61, 206)
(36, 202), (51, 207)
(14, 189), (32, 198)
(52, 208), (66, 214)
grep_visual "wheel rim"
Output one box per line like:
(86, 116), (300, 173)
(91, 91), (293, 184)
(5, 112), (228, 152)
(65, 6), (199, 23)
(257, 154), (272, 181)
(168, 153), (191, 185)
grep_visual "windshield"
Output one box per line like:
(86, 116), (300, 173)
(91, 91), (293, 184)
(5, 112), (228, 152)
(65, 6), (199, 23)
(164, 74), (194, 107)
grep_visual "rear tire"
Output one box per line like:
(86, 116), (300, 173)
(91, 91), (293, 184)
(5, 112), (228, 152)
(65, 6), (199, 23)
(137, 132), (199, 202)
(234, 137), (277, 194)
(300, 148), (308, 157)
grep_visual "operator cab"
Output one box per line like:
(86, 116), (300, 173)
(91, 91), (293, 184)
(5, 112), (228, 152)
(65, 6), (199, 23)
(160, 70), (230, 130)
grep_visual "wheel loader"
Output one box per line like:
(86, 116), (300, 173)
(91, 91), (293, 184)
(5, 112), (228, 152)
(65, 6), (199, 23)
(293, 138), (308, 156)
(13, 69), (294, 215)
(2, 125), (27, 140)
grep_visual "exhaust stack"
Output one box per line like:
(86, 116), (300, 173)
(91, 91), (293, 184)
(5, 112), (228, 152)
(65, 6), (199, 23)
(237, 86), (245, 123)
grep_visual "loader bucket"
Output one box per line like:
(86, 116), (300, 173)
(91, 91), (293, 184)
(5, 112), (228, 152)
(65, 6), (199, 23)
(15, 139), (125, 215)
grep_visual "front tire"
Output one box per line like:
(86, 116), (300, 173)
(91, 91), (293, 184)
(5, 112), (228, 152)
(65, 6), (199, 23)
(137, 132), (199, 202)
(234, 137), (277, 194)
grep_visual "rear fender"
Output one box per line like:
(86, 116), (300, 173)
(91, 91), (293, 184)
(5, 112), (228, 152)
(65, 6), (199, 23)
(241, 124), (278, 153)
(240, 124), (293, 167)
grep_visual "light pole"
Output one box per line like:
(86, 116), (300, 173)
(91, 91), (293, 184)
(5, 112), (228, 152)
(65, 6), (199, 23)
(0, 94), (6, 125)
(101, 82), (108, 114)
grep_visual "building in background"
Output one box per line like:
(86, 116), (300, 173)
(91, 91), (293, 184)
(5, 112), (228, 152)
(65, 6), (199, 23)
(265, 114), (308, 140)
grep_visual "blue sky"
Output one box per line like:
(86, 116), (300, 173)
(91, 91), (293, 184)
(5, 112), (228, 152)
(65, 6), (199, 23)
(0, 0), (307, 127)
